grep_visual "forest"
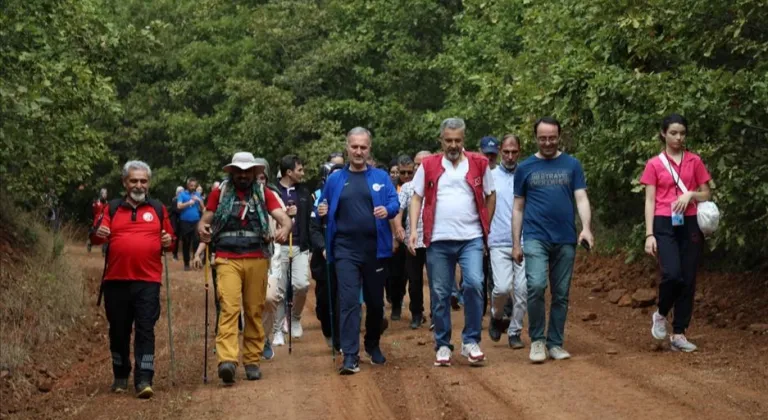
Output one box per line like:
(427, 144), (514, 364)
(2, 0), (767, 266)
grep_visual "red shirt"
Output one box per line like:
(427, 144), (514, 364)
(90, 201), (176, 283)
(206, 186), (281, 259)
(640, 151), (712, 217)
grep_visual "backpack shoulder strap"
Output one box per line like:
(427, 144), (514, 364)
(147, 198), (165, 230)
(108, 198), (123, 219)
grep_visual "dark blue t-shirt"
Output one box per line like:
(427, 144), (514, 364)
(277, 184), (300, 237)
(514, 153), (587, 244)
(334, 171), (376, 257)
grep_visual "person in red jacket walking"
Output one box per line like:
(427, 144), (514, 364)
(408, 118), (496, 367)
(90, 161), (175, 399)
(88, 188), (108, 255)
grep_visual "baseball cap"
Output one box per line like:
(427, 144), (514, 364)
(480, 136), (499, 155)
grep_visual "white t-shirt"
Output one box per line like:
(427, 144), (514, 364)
(412, 155), (495, 243)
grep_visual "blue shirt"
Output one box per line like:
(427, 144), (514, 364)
(334, 171), (377, 259)
(514, 153), (586, 244)
(488, 166), (516, 248)
(322, 165), (400, 263)
(178, 191), (203, 222)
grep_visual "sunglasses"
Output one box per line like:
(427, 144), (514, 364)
(399, 170), (414, 175)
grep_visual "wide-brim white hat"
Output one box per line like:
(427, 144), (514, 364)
(223, 152), (264, 172)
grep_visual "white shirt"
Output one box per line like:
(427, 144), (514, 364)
(488, 165), (517, 248)
(399, 181), (424, 248)
(412, 155), (495, 243)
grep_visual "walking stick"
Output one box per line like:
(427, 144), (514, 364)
(203, 245), (210, 384)
(164, 253), (177, 386)
(287, 233), (294, 355)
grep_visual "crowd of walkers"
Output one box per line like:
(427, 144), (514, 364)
(88, 113), (715, 396)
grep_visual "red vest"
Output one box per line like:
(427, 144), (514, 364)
(421, 152), (490, 247)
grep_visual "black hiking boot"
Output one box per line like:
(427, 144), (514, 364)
(244, 365), (262, 381)
(410, 313), (424, 330)
(391, 306), (402, 321)
(111, 377), (129, 393)
(135, 381), (154, 399)
(218, 362), (236, 386)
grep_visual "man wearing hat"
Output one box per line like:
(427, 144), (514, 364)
(198, 152), (292, 385)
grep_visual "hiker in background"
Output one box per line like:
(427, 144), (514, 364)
(320, 127), (399, 375)
(271, 155), (313, 345)
(488, 134), (527, 349)
(388, 159), (400, 190)
(314, 152), (345, 207)
(512, 117), (594, 364)
(88, 188), (109, 256)
(409, 118), (496, 367)
(395, 151), (431, 329)
(177, 178), (204, 270)
(641, 114), (712, 352)
(198, 152), (291, 385)
(196, 185), (206, 202)
(387, 154), (416, 321)
(311, 163), (345, 350)
(169, 186), (184, 261)
(89, 160), (175, 399)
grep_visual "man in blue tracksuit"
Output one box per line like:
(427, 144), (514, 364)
(320, 127), (400, 375)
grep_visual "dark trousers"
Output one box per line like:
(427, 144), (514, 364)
(655, 216), (703, 334)
(335, 254), (386, 356)
(387, 245), (408, 310)
(171, 218), (180, 258)
(180, 221), (199, 267)
(315, 263), (340, 349)
(103, 281), (161, 388)
(406, 248), (427, 317)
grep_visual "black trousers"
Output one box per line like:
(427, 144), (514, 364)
(654, 216), (703, 334)
(103, 281), (161, 387)
(180, 221), (199, 267)
(171, 217), (180, 258)
(336, 254), (386, 356)
(406, 248), (427, 317)
(387, 245), (408, 310)
(314, 262), (340, 350)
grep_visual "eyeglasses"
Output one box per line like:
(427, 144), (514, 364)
(400, 170), (414, 175)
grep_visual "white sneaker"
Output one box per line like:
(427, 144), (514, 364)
(651, 311), (668, 340)
(548, 346), (571, 360)
(272, 330), (285, 346)
(460, 342), (485, 365)
(434, 346), (452, 367)
(282, 318), (289, 334)
(291, 319), (303, 339)
(529, 340), (548, 364)
(670, 335), (697, 352)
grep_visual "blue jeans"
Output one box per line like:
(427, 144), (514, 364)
(335, 255), (386, 356)
(524, 240), (576, 348)
(426, 237), (484, 351)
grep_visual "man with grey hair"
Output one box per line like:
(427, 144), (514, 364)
(318, 127), (399, 375)
(90, 160), (175, 398)
(394, 150), (431, 329)
(408, 118), (496, 367)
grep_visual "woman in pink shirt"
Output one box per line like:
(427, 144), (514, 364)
(640, 114), (712, 352)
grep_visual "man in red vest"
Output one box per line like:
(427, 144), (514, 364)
(407, 118), (496, 367)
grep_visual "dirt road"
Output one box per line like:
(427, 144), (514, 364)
(6, 246), (768, 419)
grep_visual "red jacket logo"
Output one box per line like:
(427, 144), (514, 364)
(473, 177), (482, 187)
(142, 212), (155, 222)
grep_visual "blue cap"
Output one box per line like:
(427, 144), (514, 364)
(480, 136), (499, 154)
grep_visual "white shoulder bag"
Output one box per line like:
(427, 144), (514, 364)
(658, 153), (720, 235)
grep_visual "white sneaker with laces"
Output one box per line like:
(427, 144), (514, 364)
(529, 340), (548, 364)
(460, 342), (485, 365)
(670, 335), (697, 352)
(651, 311), (667, 340)
(434, 346), (452, 367)
(291, 318), (303, 339)
(272, 330), (285, 346)
(548, 346), (571, 360)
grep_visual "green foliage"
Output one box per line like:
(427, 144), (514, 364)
(2, 0), (767, 266)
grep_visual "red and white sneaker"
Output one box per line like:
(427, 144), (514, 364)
(461, 342), (485, 365)
(434, 346), (452, 367)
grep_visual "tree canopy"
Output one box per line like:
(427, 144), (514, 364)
(2, 0), (767, 265)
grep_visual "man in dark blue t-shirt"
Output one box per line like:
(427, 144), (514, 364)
(512, 117), (594, 364)
(319, 127), (400, 375)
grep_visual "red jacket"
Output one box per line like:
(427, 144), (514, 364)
(90, 200), (175, 283)
(92, 199), (106, 221)
(421, 152), (490, 248)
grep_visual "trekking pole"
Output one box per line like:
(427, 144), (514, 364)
(287, 232), (294, 355)
(203, 245), (210, 384)
(163, 253), (177, 386)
